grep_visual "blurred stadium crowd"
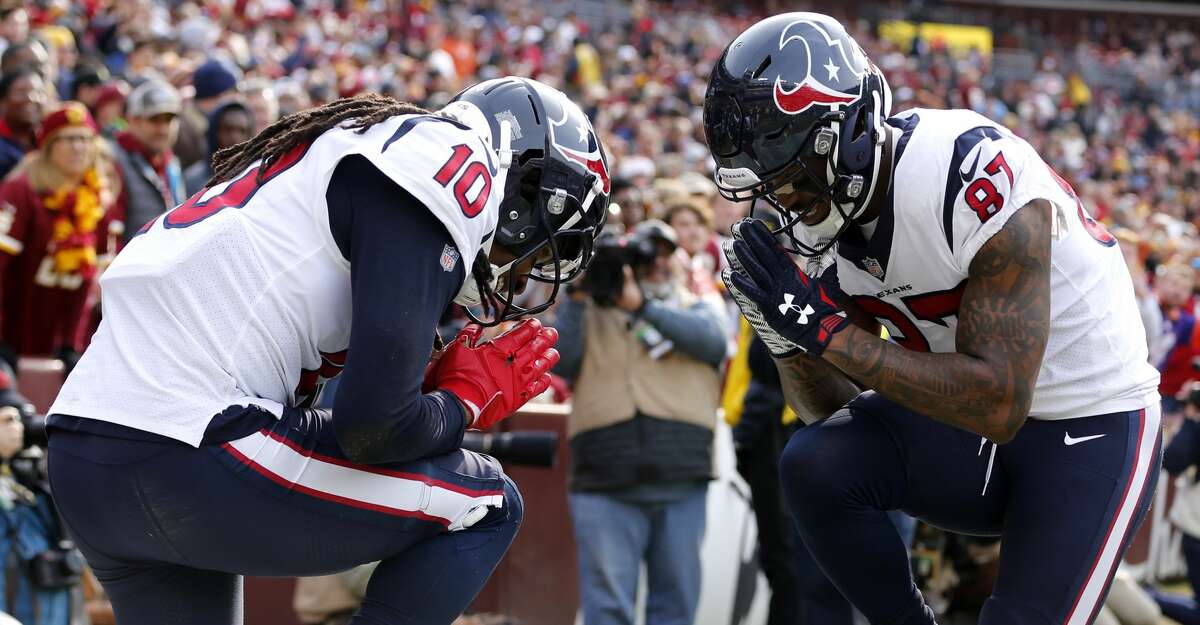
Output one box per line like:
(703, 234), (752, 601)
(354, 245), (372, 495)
(0, 0), (1198, 623)
(0, 0), (1194, 371)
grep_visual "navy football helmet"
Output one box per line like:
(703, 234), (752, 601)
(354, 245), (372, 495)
(445, 77), (610, 324)
(703, 12), (892, 256)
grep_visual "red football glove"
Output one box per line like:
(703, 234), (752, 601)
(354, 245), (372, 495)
(431, 319), (560, 430)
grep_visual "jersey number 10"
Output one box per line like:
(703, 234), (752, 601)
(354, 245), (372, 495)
(433, 144), (493, 218)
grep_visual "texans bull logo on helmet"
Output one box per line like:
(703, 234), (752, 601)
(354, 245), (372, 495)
(547, 98), (611, 194)
(771, 18), (870, 115)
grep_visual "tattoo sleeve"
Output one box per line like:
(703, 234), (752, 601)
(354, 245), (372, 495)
(775, 354), (862, 424)
(774, 295), (878, 424)
(820, 200), (1052, 443)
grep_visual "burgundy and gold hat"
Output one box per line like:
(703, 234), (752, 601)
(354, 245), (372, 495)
(37, 102), (98, 148)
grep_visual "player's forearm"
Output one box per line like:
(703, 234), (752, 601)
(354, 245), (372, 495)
(774, 353), (862, 425)
(334, 388), (468, 464)
(821, 326), (1030, 443)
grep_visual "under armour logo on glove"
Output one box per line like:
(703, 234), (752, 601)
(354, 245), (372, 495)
(778, 294), (815, 323)
(721, 219), (850, 357)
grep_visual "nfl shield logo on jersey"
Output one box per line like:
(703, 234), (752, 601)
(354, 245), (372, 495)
(440, 244), (460, 272)
(863, 256), (884, 280)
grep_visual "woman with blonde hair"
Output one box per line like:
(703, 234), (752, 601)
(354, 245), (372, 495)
(0, 102), (123, 375)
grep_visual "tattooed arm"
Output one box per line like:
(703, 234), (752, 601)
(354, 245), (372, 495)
(820, 199), (1052, 443)
(775, 296), (880, 424)
(775, 354), (863, 424)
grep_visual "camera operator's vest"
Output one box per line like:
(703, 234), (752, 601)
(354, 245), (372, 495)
(569, 295), (721, 438)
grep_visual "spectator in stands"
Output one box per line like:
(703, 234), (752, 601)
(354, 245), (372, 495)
(711, 194), (746, 239)
(0, 4), (27, 52)
(92, 82), (128, 139)
(0, 371), (75, 625)
(175, 58), (241, 169)
(111, 80), (185, 244)
(0, 39), (49, 82)
(183, 100), (252, 196)
(274, 80), (311, 119)
(241, 78), (280, 134)
(35, 26), (74, 101)
(0, 69), (47, 181)
(1115, 228), (1162, 354)
(69, 63), (109, 114)
(118, 39), (161, 87)
(663, 198), (720, 282)
(0, 103), (122, 375)
(1152, 262), (1199, 416)
(553, 220), (727, 625)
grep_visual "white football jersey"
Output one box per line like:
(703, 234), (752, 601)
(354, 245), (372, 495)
(818, 108), (1158, 420)
(51, 114), (503, 446)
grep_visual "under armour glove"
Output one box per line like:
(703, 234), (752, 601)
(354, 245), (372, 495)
(431, 319), (560, 431)
(721, 219), (850, 357)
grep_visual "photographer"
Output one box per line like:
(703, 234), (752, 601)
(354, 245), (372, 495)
(0, 372), (76, 625)
(552, 220), (727, 625)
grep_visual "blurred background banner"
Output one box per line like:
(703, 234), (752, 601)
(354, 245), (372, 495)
(878, 20), (993, 56)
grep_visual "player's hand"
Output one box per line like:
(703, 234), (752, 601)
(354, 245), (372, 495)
(721, 219), (849, 357)
(432, 319), (560, 430)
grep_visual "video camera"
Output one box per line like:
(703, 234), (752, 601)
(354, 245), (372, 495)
(461, 431), (559, 467)
(578, 232), (659, 307)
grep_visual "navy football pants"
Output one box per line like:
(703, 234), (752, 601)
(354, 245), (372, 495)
(46, 409), (522, 625)
(782, 391), (1160, 625)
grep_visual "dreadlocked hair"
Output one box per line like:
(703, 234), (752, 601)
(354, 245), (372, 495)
(207, 93), (430, 187)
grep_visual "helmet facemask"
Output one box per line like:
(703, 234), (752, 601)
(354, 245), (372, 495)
(447, 77), (610, 326)
(462, 144), (608, 326)
(711, 69), (892, 258)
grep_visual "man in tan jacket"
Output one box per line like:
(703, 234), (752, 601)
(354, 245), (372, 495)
(553, 220), (729, 625)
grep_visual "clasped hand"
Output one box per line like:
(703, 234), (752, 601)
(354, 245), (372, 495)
(720, 219), (849, 357)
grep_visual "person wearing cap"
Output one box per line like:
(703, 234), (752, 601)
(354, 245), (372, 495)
(551, 219), (728, 625)
(0, 69), (47, 181)
(175, 58), (241, 169)
(0, 102), (122, 376)
(111, 80), (185, 245)
(69, 62), (110, 114)
(92, 81), (129, 139)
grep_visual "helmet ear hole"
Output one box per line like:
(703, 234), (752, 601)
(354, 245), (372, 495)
(519, 167), (541, 201)
(518, 148), (543, 166)
(852, 107), (869, 141)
